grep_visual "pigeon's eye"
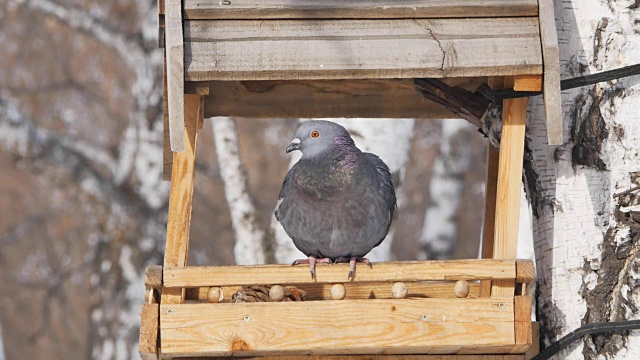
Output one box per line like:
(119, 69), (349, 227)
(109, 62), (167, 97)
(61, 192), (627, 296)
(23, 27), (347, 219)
(310, 130), (320, 138)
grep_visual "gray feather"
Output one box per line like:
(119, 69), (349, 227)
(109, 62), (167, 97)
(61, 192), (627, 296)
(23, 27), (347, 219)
(275, 120), (396, 260)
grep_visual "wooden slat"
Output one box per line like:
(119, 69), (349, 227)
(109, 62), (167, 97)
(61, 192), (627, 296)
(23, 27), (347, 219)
(185, 281), (482, 302)
(481, 145), (500, 297)
(204, 78), (486, 119)
(513, 75), (542, 92)
(514, 296), (532, 347)
(538, 0), (563, 145)
(183, 0), (539, 20)
(163, 260), (516, 288)
(160, 298), (515, 356)
(166, 0), (185, 151)
(208, 356), (527, 360)
(525, 322), (540, 360)
(162, 48), (172, 181)
(162, 94), (202, 304)
(515, 260), (535, 285)
(145, 265), (163, 288)
(492, 78), (527, 297)
(139, 303), (159, 360)
(184, 18), (543, 81)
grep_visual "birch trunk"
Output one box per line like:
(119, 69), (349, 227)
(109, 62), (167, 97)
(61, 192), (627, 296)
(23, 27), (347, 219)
(272, 118), (414, 263)
(212, 117), (266, 265)
(528, 1), (640, 358)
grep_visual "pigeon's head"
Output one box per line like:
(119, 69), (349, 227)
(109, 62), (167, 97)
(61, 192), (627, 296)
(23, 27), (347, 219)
(286, 120), (354, 158)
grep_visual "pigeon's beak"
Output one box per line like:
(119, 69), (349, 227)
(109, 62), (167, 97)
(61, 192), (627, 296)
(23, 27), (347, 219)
(286, 138), (301, 153)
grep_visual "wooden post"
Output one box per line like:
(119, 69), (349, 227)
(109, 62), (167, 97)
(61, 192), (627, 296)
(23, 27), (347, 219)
(162, 94), (202, 304)
(166, 0), (185, 151)
(491, 76), (528, 297)
(480, 145), (500, 297)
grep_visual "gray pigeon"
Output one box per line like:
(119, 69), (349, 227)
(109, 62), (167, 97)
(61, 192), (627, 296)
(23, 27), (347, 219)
(275, 120), (396, 279)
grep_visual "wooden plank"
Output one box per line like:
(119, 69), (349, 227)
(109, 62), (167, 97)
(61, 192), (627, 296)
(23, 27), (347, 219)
(514, 296), (532, 347)
(513, 75), (542, 92)
(515, 260), (535, 285)
(481, 145), (500, 297)
(162, 94), (202, 304)
(163, 260), (516, 288)
(185, 81), (210, 95)
(492, 78), (527, 297)
(139, 303), (159, 360)
(184, 18), (543, 81)
(525, 322), (540, 360)
(145, 265), (163, 288)
(538, 0), (563, 145)
(204, 78), (486, 119)
(183, 0), (538, 20)
(160, 298), (515, 356)
(185, 281), (482, 302)
(205, 356), (526, 360)
(166, 0), (185, 151)
(162, 48), (172, 181)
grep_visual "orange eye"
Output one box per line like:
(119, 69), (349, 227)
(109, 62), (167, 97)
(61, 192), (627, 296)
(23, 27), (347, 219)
(310, 130), (320, 138)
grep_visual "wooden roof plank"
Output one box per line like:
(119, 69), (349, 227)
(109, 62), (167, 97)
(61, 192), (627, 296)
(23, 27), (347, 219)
(538, 0), (563, 145)
(184, 18), (543, 81)
(166, 0), (185, 151)
(183, 0), (539, 20)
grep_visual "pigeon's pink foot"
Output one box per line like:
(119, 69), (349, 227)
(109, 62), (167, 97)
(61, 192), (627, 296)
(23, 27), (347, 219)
(333, 257), (373, 280)
(292, 256), (332, 279)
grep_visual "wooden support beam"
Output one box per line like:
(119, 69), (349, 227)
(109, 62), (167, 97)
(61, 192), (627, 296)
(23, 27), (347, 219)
(166, 0), (185, 151)
(163, 260), (517, 288)
(160, 298), (515, 357)
(139, 303), (160, 360)
(480, 145), (500, 297)
(513, 75), (542, 92)
(492, 77), (527, 297)
(162, 94), (202, 304)
(515, 260), (535, 285)
(205, 78), (486, 120)
(162, 48), (172, 180)
(538, 0), (563, 145)
(514, 296), (532, 348)
(183, 0), (539, 20)
(185, 18), (543, 81)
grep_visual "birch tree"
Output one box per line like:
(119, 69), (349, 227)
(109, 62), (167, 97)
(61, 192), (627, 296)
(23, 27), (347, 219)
(528, 1), (640, 358)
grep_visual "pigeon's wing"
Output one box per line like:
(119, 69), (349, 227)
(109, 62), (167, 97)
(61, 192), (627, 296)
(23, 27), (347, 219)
(363, 153), (396, 217)
(274, 165), (295, 222)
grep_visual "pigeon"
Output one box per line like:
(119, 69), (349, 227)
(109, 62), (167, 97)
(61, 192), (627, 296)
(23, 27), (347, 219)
(275, 120), (396, 279)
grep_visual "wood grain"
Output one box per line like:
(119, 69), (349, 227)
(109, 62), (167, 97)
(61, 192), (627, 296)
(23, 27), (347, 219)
(514, 296), (532, 347)
(515, 260), (535, 285)
(160, 298), (515, 356)
(513, 75), (542, 92)
(166, 0), (185, 151)
(145, 265), (163, 288)
(538, 0), (563, 145)
(139, 303), (159, 360)
(481, 145), (501, 297)
(203, 78), (486, 119)
(183, 0), (538, 20)
(162, 48), (172, 180)
(492, 78), (527, 297)
(207, 356), (527, 360)
(184, 18), (543, 81)
(184, 281), (483, 302)
(163, 260), (516, 288)
(162, 94), (202, 304)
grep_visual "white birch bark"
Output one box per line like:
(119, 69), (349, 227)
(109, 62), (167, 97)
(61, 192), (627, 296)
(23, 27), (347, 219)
(528, 1), (640, 358)
(272, 118), (414, 264)
(418, 119), (471, 259)
(212, 117), (266, 265)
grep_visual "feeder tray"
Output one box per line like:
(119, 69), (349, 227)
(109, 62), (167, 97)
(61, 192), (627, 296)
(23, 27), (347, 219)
(141, 0), (561, 358)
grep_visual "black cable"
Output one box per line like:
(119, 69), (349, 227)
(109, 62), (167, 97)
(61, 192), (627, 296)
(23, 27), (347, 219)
(483, 63), (640, 101)
(532, 319), (640, 360)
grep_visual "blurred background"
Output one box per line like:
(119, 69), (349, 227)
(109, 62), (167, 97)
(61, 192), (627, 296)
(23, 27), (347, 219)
(0, 0), (489, 359)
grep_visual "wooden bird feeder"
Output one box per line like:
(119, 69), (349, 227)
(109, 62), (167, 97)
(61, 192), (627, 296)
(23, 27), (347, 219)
(141, 0), (561, 359)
